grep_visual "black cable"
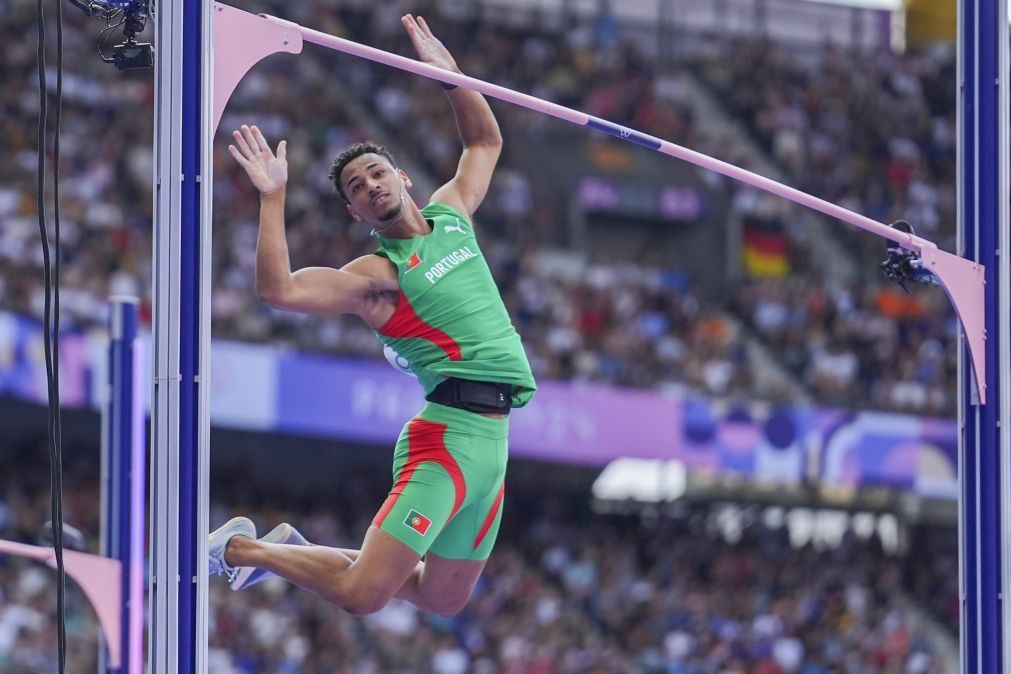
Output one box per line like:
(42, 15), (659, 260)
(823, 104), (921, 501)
(97, 12), (126, 62)
(52, 0), (67, 669)
(35, 0), (67, 671)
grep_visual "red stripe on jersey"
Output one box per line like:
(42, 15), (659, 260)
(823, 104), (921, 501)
(378, 290), (462, 361)
(472, 483), (505, 551)
(373, 419), (467, 529)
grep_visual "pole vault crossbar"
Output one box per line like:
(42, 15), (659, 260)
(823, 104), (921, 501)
(211, 2), (986, 402)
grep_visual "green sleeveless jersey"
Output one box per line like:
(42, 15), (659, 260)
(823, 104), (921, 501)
(372, 202), (536, 407)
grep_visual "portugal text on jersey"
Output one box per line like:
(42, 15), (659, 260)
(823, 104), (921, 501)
(423, 246), (478, 284)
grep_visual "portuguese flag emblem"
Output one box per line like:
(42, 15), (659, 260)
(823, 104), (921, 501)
(403, 509), (431, 536)
(408, 252), (422, 269)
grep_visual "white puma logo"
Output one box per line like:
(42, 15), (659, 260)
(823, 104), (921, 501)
(444, 220), (466, 234)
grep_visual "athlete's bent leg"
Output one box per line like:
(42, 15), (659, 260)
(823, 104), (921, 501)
(397, 552), (487, 616)
(226, 404), (507, 616)
(301, 546), (482, 616)
(225, 525), (420, 615)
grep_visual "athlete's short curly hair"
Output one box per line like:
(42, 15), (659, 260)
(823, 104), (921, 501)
(328, 141), (398, 203)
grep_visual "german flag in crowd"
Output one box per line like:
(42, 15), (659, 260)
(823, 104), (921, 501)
(742, 215), (790, 277)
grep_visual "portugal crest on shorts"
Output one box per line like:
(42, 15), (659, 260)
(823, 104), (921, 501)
(403, 509), (431, 536)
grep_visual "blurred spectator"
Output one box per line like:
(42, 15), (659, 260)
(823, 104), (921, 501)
(733, 277), (956, 416)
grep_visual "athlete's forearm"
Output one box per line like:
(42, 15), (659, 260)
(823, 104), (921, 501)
(446, 84), (502, 149)
(255, 189), (295, 303)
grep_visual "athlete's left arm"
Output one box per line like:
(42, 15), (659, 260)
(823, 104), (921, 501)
(402, 14), (502, 220)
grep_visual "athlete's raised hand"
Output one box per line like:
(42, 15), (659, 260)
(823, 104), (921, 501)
(228, 124), (288, 196)
(402, 14), (459, 73)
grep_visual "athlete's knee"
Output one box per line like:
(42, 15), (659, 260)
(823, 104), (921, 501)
(341, 580), (394, 616)
(422, 587), (473, 617)
(431, 596), (469, 617)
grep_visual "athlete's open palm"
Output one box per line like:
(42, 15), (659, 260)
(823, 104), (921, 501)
(402, 14), (458, 73)
(228, 124), (287, 195)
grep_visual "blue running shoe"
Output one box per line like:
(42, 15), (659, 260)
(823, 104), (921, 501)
(208, 516), (256, 583)
(229, 523), (310, 591)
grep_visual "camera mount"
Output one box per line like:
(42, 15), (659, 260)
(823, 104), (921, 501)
(66, 0), (153, 69)
(880, 220), (941, 292)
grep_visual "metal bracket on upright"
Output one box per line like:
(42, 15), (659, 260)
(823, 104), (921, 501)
(212, 3), (303, 133)
(897, 231), (987, 403)
(0, 540), (123, 669)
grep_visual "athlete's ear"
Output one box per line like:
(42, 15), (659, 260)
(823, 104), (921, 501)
(346, 203), (361, 221)
(398, 168), (412, 190)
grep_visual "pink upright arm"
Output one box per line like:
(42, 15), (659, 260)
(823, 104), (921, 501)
(213, 3), (304, 132)
(0, 540), (123, 669)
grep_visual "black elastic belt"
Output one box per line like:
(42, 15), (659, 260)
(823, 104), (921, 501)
(426, 378), (513, 415)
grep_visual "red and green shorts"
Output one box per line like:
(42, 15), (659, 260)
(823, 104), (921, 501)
(372, 402), (508, 560)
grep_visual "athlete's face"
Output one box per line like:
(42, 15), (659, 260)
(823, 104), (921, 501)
(340, 153), (412, 225)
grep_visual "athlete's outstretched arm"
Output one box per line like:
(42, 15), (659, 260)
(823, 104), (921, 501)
(402, 14), (502, 219)
(228, 124), (395, 316)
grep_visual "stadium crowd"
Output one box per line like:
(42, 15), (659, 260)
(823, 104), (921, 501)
(731, 277), (956, 416)
(695, 38), (958, 259)
(0, 0), (958, 414)
(0, 447), (956, 673)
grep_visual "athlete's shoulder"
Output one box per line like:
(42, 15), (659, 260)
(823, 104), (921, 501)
(422, 201), (472, 225)
(343, 253), (397, 281)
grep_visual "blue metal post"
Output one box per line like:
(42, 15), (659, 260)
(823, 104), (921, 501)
(178, 1), (202, 670)
(959, 0), (1004, 670)
(102, 297), (145, 674)
(150, 0), (211, 671)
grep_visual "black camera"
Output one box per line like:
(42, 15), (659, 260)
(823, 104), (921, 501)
(880, 220), (939, 292)
(112, 40), (153, 69)
(110, 2), (152, 69)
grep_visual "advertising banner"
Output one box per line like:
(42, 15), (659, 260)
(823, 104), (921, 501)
(0, 312), (957, 496)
